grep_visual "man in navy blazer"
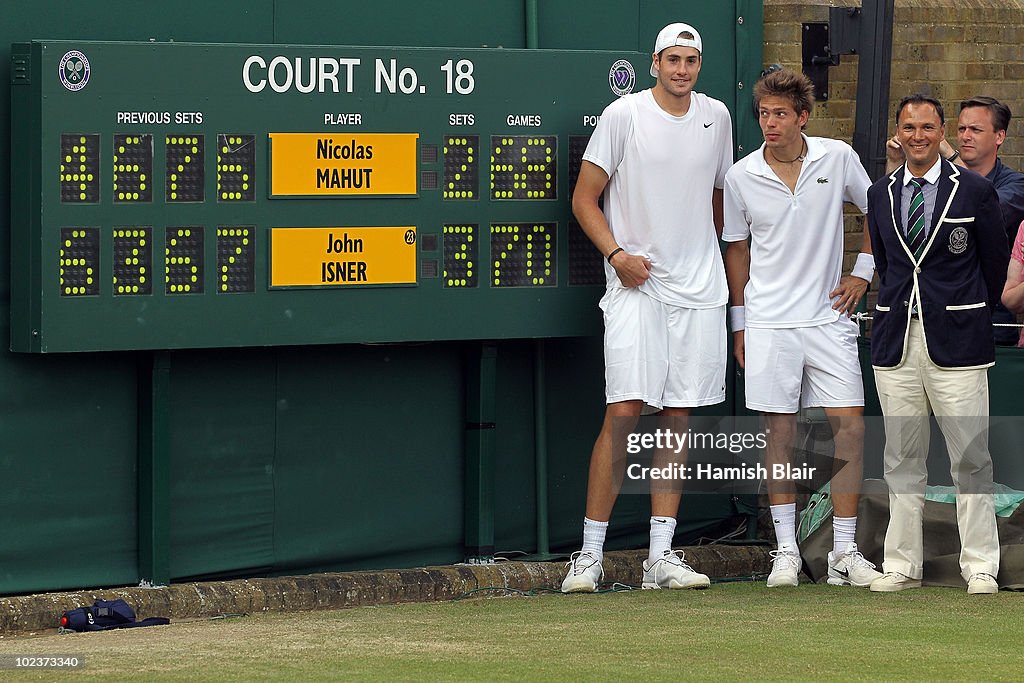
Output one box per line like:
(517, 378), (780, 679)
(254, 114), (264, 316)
(867, 94), (1007, 594)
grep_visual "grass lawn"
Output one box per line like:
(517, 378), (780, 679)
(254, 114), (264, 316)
(0, 581), (1019, 681)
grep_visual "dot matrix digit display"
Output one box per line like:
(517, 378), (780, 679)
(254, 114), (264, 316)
(567, 134), (603, 286)
(165, 227), (204, 294)
(217, 134), (255, 202)
(443, 136), (478, 200)
(112, 227), (152, 296)
(442, 224), (478, 288)
(217, 226), (255, 293)
(568, 134), (591, 200)
(59, 228), (99, 296)
(166, 135), (205, 202)
(489, 135), (556, 200)
(60, 134), (100, 203)
(568, 219), (604, 286)
(490, 222), (556, 287)
(112, 134), (153, 203)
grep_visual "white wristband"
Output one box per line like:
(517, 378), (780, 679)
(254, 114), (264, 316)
(729, 306), (745, 331)
(851, 252), (875, 281)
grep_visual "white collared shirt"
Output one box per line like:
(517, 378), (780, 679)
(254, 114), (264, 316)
(722, 135), (870, 328)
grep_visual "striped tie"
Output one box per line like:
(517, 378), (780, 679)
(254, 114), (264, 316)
(906, 177), (928, 259)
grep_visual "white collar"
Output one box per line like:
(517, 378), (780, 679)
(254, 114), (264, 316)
(747, 134), (826, 176)
(902, 157), (942, 186)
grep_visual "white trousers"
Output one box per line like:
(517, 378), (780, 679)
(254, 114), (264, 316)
(873, 320), (999, 581)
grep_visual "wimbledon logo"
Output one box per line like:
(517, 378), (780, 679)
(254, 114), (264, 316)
(608, 59), (635, 97)
(59, 50), (91, 92)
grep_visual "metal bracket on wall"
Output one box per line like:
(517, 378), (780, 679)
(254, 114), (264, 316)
(802, 7), (862, 100)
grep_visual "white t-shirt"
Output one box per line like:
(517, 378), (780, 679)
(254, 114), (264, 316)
(722, 136), (870, 328)
(584, 89), (733, 308)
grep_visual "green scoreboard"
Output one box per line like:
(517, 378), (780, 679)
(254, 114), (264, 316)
(10, 40), (650, 352)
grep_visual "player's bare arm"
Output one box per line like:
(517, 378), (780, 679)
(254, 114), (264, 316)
(724, 239), (750, 368)
(830, 216), (873, 315)
(572, 160), (651, 288)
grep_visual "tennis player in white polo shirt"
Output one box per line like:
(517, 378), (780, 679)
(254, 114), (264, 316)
(723, 67), (882, 588)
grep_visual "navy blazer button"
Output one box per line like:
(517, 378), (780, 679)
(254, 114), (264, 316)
(915, 267), (922, 273)
(902, 301), (909, 307)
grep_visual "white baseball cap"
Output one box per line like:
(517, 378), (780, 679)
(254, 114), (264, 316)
(651, 22), (703, 77)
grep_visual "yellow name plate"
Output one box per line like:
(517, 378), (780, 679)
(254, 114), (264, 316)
(268, 133), (419, 196)
(270, 227), (417, 287)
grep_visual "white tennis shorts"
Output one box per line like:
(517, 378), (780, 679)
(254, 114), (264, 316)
(743, 317), (864, 413)
(601, 287), (726, 410)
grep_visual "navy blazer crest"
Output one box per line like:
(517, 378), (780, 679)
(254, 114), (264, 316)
(867, 160), (1008, 369)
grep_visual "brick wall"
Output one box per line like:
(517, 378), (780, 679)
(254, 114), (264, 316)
(888, 0), (1024, 169)
(762, 0), (1024, 293)
(764, 0), (862, 143)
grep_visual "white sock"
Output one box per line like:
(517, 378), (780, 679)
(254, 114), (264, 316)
(648, 516), (677, 563)
(582, 517), (608, 559)
(770, 503), (798, 553)
(833, 516), (857, 556)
